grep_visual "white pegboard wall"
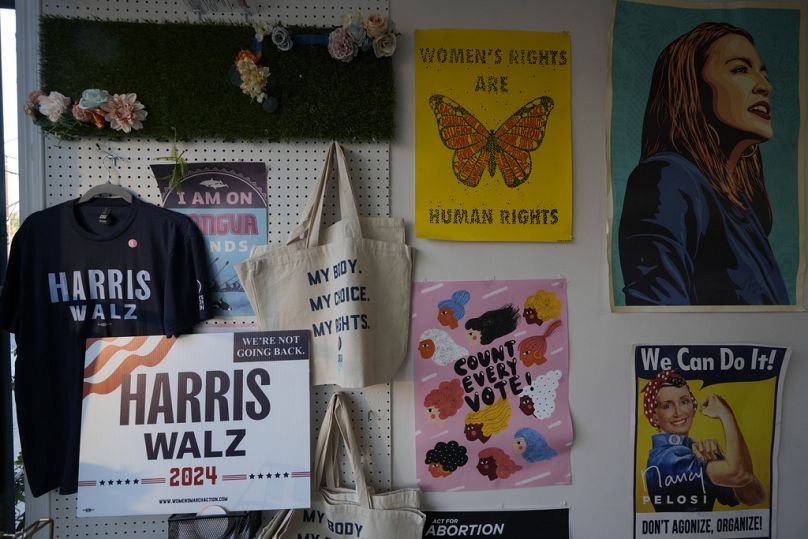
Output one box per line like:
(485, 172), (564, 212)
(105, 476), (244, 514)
(42, 0), (389, 23)
(42, 137), (394, 533)
(311, 385), (392, 491)
(44, 138), (391, 245)
(37, 1), (394, 534)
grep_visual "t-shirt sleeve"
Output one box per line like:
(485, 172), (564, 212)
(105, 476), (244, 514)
(618, 159), (706, 305)
(0, 225), (25, 333)
(163, 221), (213, 336)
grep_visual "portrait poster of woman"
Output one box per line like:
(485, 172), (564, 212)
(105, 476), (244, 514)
(608, 0), (806, 311)
(632, 344), (789, 539)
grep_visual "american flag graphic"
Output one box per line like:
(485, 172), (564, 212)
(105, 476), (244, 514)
(83, 336), (177, 398)
(223, 474), (248, 481)
(140, 477), (165, 485)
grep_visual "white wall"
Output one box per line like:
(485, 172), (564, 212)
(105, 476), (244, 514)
(388, 1), (808, 537)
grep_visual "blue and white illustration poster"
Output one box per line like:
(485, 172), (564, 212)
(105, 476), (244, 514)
(153, 163), (268, 319)
(608, 0), (805, 311)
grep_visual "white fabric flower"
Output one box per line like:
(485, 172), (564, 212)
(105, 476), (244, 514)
(237, 58), (270, 102)
(372, 32), (397, 58)
(37, 91), (71, 122)
(253, 22), (270, 42)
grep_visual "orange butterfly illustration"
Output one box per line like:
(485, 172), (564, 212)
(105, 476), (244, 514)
(429, 94), (554, 188)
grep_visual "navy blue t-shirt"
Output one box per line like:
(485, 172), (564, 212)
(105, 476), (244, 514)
(0, 197), (212, 496)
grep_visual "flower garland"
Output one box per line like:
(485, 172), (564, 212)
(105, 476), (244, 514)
(231, 12), (398, 112)
(326, 12), (398, 62)
(25, 88), (147, 139)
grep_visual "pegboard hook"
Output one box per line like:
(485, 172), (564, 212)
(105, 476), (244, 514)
(96, 143), (128, 184)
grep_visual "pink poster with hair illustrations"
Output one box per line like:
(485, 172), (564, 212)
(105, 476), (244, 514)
(413, 279), (572, 491)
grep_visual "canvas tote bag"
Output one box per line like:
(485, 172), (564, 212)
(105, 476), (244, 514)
(258, 393), (425, 539)
(235, 142), (412, 387)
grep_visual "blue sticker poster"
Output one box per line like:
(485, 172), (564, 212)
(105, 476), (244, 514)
(153, 163), (268, 319)
(608, 0), (806, 311)
(633, 344), (790, 539)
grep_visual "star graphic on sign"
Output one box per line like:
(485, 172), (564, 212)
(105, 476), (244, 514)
(275, 473), (281, 478)
(116, 479), (122, 485)
(258, 473), (264, 479)
(283, 472), (289, 478)
(109, 479), (114, 485)
(99, 480), (106, 486)
(249, 474), (255, 479)
(133, 479), (139, 484)
(125, 479), (131, 485)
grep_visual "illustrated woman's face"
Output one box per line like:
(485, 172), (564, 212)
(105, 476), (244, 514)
(514, 436), (526, 454)
(437, 308), (457, 328)
(477, 456), (497, 480)
(467, 329), (481, 345)
(424, 405), (442, 424)
(427, 461), (451, 478)
(653, 385), (696, 435)
(523, 307), (538, 325)
(418, 338), (436, 359)
(519, 395), (535, 416)
(464, 423), (489, 443)
(702, 33), (773, 141)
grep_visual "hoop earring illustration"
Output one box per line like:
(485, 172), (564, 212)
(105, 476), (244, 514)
(741, 144), (758, 158)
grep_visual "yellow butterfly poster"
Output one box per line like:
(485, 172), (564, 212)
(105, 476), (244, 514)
(415, 29), (572, 242)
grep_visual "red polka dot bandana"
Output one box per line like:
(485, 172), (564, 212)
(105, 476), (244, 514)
(642, 370), (686, 427)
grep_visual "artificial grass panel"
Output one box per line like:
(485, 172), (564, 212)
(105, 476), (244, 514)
(39, 16), (395, 141)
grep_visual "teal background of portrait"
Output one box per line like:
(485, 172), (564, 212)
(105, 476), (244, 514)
(609, 0), (803, 306)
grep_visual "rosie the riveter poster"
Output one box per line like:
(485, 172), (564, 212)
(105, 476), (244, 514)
(413, 279), (572, 491)
(633, 344), (789, 538)
(415, 29), (572, 242)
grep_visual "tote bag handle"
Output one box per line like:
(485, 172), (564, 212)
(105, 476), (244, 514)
(312, 393), (373, 508)
(286, 142), (364, 248)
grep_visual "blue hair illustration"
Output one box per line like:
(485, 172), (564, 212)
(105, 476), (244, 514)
(438, 289), (471, 320)
(515, 427), (557, 463)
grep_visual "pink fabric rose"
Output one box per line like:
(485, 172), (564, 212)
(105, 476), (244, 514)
(100, 93), (148, 133)
(328, 27), (359, 62)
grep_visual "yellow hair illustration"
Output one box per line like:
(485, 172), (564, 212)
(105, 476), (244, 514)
(465, 399), (512, 437)
(523, 289), (562, 326)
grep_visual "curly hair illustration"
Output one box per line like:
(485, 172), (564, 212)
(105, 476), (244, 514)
(425, 440), (469, 478)
(437, 289), (471, 329)
(465, 304), (519, 345)
(463, 399), (512, 443)
(424, 379), (465, 423)
(418, 328), (469, 366)
(517, 319), (563, 368)
(519, 369), (562, 419)
(476, 447), (522, 480)
(522, 289), (562, 326)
